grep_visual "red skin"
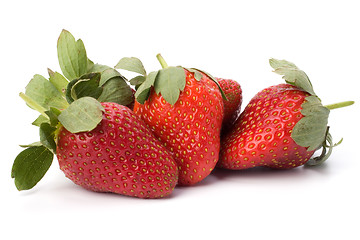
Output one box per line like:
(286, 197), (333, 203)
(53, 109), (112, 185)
(219, 84), (315, 170)
(56, 103), (178, 199)
(217, 78), (242, 133)
(134, 69), (224, 185)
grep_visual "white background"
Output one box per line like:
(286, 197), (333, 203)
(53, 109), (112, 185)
(1, 0), (359, 239)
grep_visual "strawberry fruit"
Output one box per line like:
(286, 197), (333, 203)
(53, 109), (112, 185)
(218, 59), (354, 170)
(116, 54), (226, 185)
(11, 30), (178, 198)
(217, 78), (242, 133)
(57, 102), (178, 198)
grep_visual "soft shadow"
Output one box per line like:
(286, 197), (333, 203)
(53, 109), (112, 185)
(211, 164), (332, 182)
(303, 162), (331, 174)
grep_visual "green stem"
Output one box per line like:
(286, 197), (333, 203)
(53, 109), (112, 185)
(324, 101), (354, 110)
(156, 54), (168, 69)
(19, 92), (48, 118)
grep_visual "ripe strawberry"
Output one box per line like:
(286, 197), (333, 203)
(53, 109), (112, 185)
(57, 102), (178, 198)
(217, 78), (242, 132)
(117, 54), (225, 185)
(11, 30), (178, 199)
(219, 84), (313, 169)
(13, 99), (178, 198)
(218, 59), (353, 170)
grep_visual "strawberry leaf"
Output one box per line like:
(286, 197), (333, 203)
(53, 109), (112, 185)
(57, 29), (88, 80)
(99, 68), (124, 86)
(87, 58), (95, 72)
(130, 75), (146, 88)
(291, 95), (330, 151)
(98, 77), (134, 105)
(65, 73), (103, 103)
(19, 142), (42, 148)
(135, 70), (159, 104)
(71, 73), (103, 101)
(11, 146), (54, 191)
(48, 69), (69, 94)
(58, 97), (104, 133)
(115, 57), (146, 76)
(32, 115), (49, 127)
(269, 59), (297, 69)
(306, 129), (334, 166)
(185, 68), (203, 81)
(39, 123), (57, 153)
(154, 67), (186, 105)
(88, 63), (112, 73)
(25, 74), (68, 110)
(269, 58), (316, 96)
(45, 107), (61, 127)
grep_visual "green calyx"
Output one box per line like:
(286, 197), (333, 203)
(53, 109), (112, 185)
(115, 53), (226, 105)
(270, 58), (354, 165)
(12, 30), (134, 191)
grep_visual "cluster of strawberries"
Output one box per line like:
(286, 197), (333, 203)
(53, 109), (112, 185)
(11, 30), (353, 198)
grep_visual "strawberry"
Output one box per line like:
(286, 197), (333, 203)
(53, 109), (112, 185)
(116, 54), (226, 185)
(217, 78), (242, 133)
(57, 102), (178, 198)
(218, 59), (354, 170)
(11, 30), (178, 199)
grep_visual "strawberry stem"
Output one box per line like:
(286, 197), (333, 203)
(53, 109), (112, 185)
(19, 92), (48, 118)
(156, 54), (168, 69)
(324, 101), (354, 110)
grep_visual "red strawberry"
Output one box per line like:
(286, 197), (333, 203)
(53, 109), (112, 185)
(57, 102), (178, 198)
(118, 54), (225, 185)
(217, 78), (242, 132)
(12, 97), (178, 198)
(218, 59), (353, 170)
(11, 30), (178, 199)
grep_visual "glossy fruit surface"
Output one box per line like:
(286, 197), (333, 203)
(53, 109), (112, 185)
(217, 78), (242, 132)
(57, 102), (178, 198)
(134, 69), (224, 185)
(219, 84), (315, 169)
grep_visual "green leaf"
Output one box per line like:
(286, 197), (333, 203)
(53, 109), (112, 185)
(135, 70), (159, 104)
(306, 129), (334, 166)
(32, 115), (49, 126)
(57, 29), (87, 80)
(269, 58), (297, 69)
(19, 142), (42, 148)
(99, 68), (123, 86)
(25, 74), (68, 110)
(87, 58), (95, 72)
(129, 75), (146, 87)
(98, 77), (134, 105)
(115, 57), (146, 76)
(45, 107), (61, 127)
(88, 63), (111, 73)
(58, 97), (104, 133)
(154, 67), (186, 105)
(65, 79), (78, 103)
(291, 96), (330, 151)
(39, 123), (57, 153)
(71, 73), (103, 101)
(48, 68), (69, 94)
(65, 73), (102, 103)
(11, 146), (53, 191)
(185, 68), (203, 81)
(269, 58), (316, 96)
